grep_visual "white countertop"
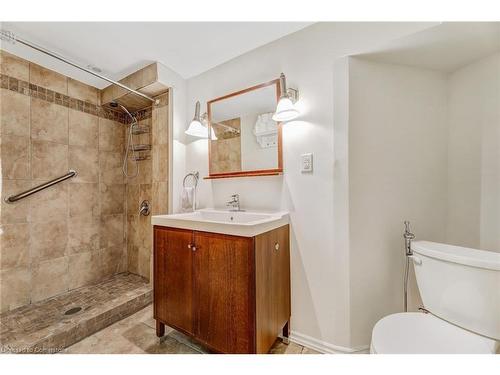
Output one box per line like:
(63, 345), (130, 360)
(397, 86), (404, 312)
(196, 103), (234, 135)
(151, 209), (289, 237)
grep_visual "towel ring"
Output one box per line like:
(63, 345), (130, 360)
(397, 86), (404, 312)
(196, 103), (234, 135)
(183, 171), (199, 188)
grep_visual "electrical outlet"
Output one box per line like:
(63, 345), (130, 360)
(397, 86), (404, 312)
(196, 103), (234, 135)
(301, 153), (313, 173)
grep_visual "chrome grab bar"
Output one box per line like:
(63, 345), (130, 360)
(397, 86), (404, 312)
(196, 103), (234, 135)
(4, 170), (78, 203)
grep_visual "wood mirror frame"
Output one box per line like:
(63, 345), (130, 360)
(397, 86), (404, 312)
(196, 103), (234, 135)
(205, 78), (283, 179)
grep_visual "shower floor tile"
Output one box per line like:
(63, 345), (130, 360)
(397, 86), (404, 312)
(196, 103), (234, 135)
(0, 273), (152, 354)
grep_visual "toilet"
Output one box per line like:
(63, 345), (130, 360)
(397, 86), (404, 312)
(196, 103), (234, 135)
(371, 241), (500, 354)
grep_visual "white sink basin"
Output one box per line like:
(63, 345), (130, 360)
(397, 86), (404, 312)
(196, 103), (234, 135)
(151, 209), (289, 237)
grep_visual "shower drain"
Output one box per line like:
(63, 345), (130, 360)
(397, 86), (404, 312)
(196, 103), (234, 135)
(64, 307), (82, 315)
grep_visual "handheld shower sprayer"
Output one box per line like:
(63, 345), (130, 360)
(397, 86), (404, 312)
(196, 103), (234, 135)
(110, 101), (139, 178)
(403, 220), (415, 312)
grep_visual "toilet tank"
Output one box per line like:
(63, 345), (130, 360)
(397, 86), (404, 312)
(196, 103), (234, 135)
(411, 241), (500, 340)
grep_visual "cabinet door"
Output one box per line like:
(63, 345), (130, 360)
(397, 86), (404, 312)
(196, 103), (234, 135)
(154, 226), (194, 335)
(254, 225), (291, 353)
(193, 231), (255, 353)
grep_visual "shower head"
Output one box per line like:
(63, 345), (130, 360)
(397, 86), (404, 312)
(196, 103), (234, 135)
(110, 101), (136, 123)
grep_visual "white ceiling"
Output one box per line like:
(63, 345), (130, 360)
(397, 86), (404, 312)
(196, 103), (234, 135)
(0, 22), (312, 88)
(357, 22), (500, 72)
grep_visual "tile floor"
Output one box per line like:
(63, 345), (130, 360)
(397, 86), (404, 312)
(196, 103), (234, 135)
(63, 304), (321, 354)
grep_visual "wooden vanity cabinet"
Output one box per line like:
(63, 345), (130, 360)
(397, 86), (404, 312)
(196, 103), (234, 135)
(153, 225), (290, 354)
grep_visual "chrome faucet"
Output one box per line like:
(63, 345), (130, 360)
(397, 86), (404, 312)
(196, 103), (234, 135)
(227, 194), (244, 212)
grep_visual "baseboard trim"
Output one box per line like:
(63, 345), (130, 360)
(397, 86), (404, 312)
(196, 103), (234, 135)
(288, 331), (370, 354)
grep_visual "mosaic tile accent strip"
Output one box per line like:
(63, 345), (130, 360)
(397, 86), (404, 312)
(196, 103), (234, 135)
(0, 273), (152, 354)
(1, 73), (129, 123)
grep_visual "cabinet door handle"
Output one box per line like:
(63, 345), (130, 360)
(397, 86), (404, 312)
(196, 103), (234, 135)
(188, 243), (197, 251)
(274, 243), (280, 251)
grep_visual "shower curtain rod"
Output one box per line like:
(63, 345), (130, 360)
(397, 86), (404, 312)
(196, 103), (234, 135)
(0, 29), (159, 105)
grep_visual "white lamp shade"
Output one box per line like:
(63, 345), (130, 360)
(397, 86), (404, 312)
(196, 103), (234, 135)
(185, 120), (217, 140)
(185, 120), (207, 138)
(272, 97), (299, 122)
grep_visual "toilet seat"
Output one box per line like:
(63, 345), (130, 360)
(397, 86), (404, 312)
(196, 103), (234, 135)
(370, 312), (498, 354)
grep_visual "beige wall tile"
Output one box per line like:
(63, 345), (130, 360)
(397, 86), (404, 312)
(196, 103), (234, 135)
(127, 214), (139, 247)
(0, 224), (30, 270)
(152, 102), (168, 145)
(126, 158), (151, 185)
(68, 250), (100, 289)
(152, 182), (168, 215)
(0, 267), (30, 312)
(1, 89), (30, 137)
(69, 109), (98, 148)
(1, 180), (31, 224)
(100, 244), (126, 278)
(127, 243), (139, 275)
(126, 185), (140, 215)
(152, 143), (168, 182)
(69, 145), (98, 183)
(0, 54), (150, 311)
(0, 50), (29, 81)
(31, 140), (68, 180)
(69, 183), (98, 217)
(68, 78), (98, 104)
(30, 63), (67, 94)
(1, 135), (30, 179)
(100, 184), (125, 215)
(139, 183), (152, 203)
(137, 247), (151, 280)
(31, 98), (68, 143)
(99, 118), (124, 152)
(68, 214), (99, 254)
(0, 56), (165, 310)
(99, 151), (124, 185)
(29, 183), (68, 222)
(30, 219), (67, 262)
(138, 214), (152, 250)
(100, 214), (124, 249)
(142, 63), (157, 86)
(100, 85), (114, 106)
(31, 257), (68, 302)
(155, 91), (169, 107)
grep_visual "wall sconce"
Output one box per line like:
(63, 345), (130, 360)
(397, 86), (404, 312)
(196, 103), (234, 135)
(185, 101), (217, 140)
(272, 73), (300, 122)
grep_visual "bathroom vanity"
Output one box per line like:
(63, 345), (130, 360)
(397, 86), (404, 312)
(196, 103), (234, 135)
(152, 210), (291, 354)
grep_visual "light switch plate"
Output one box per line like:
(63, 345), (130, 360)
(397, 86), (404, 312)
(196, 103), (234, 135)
(301, 153), (313, 173)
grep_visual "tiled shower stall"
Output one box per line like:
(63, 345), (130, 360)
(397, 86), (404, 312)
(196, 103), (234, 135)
(0, 50), (169, 351)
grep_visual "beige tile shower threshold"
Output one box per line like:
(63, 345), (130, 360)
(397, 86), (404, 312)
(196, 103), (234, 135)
(0, 273), (152, 354)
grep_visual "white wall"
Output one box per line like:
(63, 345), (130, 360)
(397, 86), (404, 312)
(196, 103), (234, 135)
(347, 58), (449, 346)
(177, 22), (437, 351)
(345, 52), (500, 347)
(447, 52), (500, 253)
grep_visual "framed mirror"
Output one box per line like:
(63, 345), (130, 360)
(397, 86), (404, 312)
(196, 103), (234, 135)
(206, 79), (283, 179)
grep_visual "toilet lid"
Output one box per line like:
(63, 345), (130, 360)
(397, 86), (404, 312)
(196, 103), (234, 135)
(371, 312), (497, 354)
